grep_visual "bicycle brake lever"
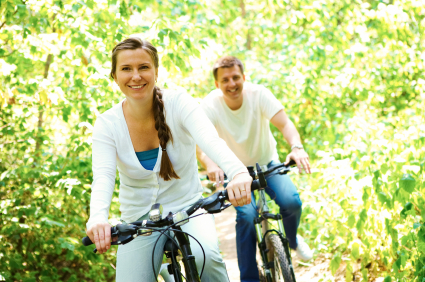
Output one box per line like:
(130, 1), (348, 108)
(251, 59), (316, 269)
(202, 191), (229, 214)
(206, 202), (231, 214)
(115, 224), (138, 245)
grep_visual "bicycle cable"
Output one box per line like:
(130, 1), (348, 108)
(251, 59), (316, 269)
(168, 228), (206, 279)
(150, 228), (183, 282)
(150, 212), (206, 281)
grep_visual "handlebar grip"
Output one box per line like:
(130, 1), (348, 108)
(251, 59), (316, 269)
(82, 236), (94, 246)
(222, 189), (228, 199)
(287, 159), (296, 166)
(251, 179), (261, 191)
(205, 174), (228, 181)
(223, 179), (260, 199)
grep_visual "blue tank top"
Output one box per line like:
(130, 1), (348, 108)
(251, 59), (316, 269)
(135, 147), (159, 171)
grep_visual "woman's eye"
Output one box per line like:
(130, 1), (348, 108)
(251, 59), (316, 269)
(140, 66), (148, 69)
(122, 67), (130, 71)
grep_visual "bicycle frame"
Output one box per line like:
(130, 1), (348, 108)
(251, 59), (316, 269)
(253, 179), (296, 282)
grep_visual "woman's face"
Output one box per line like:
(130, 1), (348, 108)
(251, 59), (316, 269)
(113, 48), (158, 103)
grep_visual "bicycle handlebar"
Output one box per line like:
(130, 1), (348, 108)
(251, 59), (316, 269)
(82, 181), (257, 247)
(82, 161), (296, 247)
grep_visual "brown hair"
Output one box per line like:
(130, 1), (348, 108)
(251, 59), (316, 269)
(212, 56), (244, 81)
(111, 37), (179, 181)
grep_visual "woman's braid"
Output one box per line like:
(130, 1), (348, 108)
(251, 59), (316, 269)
(153, 86), (179, 181)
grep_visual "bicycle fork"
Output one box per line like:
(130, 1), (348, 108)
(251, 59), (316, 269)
(256, 211), (292, 282)
(165, 226), (201, 282)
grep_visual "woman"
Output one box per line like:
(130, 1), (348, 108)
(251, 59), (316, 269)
(86, 37), (252, 281)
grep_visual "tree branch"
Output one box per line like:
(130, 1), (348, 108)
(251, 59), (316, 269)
(239, 0), (251, 50)
(0, 0), (28, 31)
(0, 49), (15, 58)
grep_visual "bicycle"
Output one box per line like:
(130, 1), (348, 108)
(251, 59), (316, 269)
(82, 176), (265, 282)
(247, 161), (297, 282)
(205, 160), (298, 282)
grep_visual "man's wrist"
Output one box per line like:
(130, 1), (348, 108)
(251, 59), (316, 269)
(291, 144), (304, 150)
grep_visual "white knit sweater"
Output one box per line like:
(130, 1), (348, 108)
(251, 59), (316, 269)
(87, 89), (247, 229)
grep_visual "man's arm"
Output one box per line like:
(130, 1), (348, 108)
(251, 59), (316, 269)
(270, 109), (311, 174)
(196, 145), (225, 188)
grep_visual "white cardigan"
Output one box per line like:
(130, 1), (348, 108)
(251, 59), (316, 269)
(87, 89), (247, 229)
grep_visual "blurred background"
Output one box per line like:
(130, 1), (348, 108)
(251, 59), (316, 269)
(0, 0), (424, 281)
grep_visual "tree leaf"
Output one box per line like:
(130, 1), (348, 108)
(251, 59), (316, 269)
(330, 253), (342, 275)
(399, 174), (416, 193)
(400, 202), (413, 219)
(384, 276), (391, 282)
(351, 242), (360, 259)
(347, 214), (356, 228)
(413, 222), (422, 229)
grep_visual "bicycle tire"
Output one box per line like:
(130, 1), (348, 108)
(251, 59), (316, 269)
(267, 234), (295, 282)
(258, 261), (267, 282)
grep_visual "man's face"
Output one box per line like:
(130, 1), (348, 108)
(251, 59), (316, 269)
(215, 65), (245, 103)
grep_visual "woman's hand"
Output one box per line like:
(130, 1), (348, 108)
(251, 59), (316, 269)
(86, 222), (112, 254)
(226, 172), (253, 207)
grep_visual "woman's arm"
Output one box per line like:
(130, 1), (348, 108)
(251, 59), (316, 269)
(86, 116), (117, 254)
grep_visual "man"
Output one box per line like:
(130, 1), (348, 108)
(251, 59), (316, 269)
(196, 56), (313, 282)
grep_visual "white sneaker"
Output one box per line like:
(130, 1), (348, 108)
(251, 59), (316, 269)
(295, 235), (313, 261)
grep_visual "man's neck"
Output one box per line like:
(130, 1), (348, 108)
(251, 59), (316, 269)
(223, 93), (243, 111)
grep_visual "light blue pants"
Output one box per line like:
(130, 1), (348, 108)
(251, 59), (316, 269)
(116, 210), (229, 282)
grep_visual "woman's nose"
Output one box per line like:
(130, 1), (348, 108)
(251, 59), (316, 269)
(132, 70), (141, 80)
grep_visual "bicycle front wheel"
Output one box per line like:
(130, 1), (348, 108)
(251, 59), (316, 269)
(267, 234), (295, 282)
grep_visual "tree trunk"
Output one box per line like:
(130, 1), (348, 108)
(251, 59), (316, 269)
(239, 0), (252, 50)
(35, 53), (53, 153)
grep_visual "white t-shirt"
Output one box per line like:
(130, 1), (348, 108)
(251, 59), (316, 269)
(201, 82), (284, 167)
(87, 89), (247, 229)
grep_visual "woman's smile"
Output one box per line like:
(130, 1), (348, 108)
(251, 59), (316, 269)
(128, 84), (146, 90)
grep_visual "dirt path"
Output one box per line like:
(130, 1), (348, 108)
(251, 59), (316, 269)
(214, 206), (240, 281)
(214, 207), (347, 282)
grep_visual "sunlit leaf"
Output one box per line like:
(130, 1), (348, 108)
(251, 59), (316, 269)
(351, 242), (360, 259)
(400, 174), (416, 193)
(330, 252), (342, 276)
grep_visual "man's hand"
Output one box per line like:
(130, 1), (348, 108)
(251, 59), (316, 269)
(285, 148), (311, 174)
(207, 163), (225, 189)
(226, 172), (252, 207)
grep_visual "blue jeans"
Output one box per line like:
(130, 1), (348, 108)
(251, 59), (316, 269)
(235, 160), (302, 282)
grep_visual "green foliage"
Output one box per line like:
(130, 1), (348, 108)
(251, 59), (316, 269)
(0, 0), (208, 280)
(294, 103), (424, 281)
(1, 0), (425, 281)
